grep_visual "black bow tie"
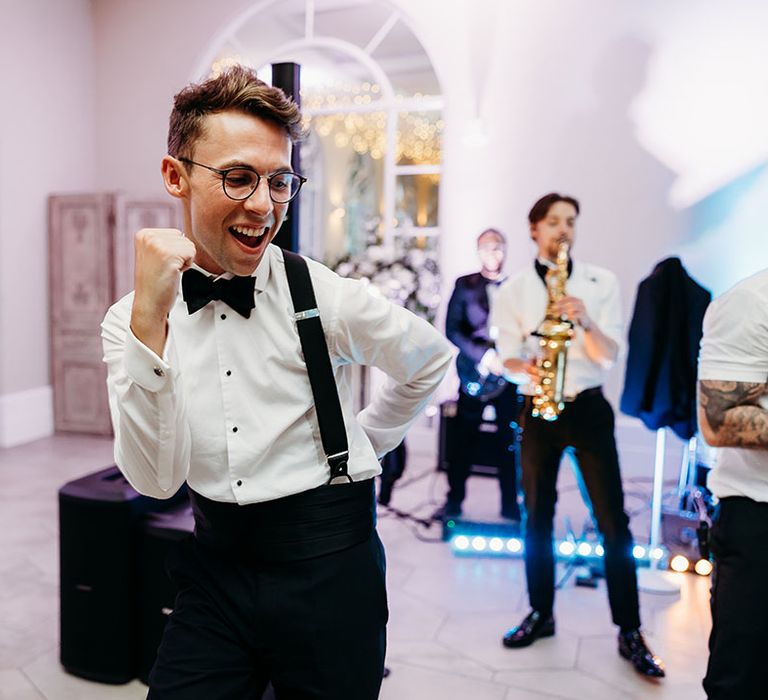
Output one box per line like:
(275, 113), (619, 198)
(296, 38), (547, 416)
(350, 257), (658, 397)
(181, 269), (256, 318)
(535, 258), (573, 285)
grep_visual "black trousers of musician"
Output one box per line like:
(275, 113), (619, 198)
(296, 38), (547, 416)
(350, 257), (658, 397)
(446, 383), (522, 519)
(704, 497), (768, 699)
(520, 390), (641, 630)
(379, 440), (407, 506)
(147, 479), (387, 700)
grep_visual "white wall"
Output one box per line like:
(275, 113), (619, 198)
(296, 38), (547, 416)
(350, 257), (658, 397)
(403, 0), (766, 403)
(0, 0), (95, 445)
(413, 0), (693, 403)
(2, 0), (766, 445)
(91, 0), (254, 195)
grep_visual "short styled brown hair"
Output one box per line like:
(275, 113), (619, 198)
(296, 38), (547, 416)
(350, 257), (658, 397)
(528, 193), (580, 225)
(167, 64), (303, 157)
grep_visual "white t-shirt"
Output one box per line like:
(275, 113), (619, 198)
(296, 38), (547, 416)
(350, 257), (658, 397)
(698, 268), (768, 501)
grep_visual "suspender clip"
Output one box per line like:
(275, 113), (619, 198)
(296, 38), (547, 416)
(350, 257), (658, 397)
(327, 450), (353, 484)
(294, 308), (320, 322)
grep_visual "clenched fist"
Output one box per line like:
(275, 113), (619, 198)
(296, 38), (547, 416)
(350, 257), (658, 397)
(130, 228), (196, 355)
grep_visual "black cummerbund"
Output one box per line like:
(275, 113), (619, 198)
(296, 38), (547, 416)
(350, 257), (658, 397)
(189, 478), (376, 563)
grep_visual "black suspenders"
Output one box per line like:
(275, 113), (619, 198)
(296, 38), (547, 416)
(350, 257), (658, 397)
(282, 250), (352, 484)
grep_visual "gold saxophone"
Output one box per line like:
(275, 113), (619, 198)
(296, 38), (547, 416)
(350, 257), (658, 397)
(531, 241), (574, 421)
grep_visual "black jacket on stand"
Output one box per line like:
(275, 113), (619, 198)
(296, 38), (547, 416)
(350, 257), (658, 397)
(620, 257), (711, 440)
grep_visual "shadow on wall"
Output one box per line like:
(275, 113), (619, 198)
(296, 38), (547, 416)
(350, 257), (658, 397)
(551, 35), (690, 277)
(677, 163), (768, 298)
(545, 35), (691, 403)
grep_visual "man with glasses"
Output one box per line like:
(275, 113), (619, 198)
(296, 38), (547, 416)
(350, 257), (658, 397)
(101, 65), (451, 699)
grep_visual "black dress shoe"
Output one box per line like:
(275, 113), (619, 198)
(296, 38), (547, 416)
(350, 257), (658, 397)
(502, 610), (555, 648)
(618, 629), (665, 678)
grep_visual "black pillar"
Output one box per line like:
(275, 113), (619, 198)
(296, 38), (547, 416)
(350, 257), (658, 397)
(271, 62), (301, 253)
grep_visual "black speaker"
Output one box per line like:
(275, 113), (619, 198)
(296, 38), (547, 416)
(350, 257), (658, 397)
(137, 503), (195, 684)
(58, 466), (186, 683)
(438, 400), (515, 477)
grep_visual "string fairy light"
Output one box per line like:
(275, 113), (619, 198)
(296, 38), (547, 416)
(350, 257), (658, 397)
(301, 82), (443, 163)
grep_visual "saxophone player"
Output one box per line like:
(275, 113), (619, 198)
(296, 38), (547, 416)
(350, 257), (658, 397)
(490, 193), (665, 678)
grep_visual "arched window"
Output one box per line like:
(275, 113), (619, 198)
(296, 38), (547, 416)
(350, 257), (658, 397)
(195, 0), (443, 264)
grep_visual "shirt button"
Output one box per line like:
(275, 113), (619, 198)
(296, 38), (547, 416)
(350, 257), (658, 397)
(232, 426), (238, 433)
(220, 313), (227, 320)
(236, 479), (242, 487)
(226, 370), (232, 376)
(153, 367), (165, 377)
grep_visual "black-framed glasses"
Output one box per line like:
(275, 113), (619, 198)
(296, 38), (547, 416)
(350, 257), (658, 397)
(178, 157), (307, 204)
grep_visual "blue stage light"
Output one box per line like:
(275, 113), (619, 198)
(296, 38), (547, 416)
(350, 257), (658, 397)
(445, 520), (666, 566)
(453, 535), (469, 551)
(471, 536), (487, 552)
(489, 537), (504, 552)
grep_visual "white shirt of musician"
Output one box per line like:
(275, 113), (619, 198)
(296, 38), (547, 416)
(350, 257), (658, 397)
(101, 244), (452, 504)
(490, 258), (625, 398)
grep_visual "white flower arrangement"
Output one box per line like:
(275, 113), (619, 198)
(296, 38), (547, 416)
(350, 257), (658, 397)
(332, 241), (441, 324)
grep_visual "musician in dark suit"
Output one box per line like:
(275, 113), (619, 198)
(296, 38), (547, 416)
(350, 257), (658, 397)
(438, 228), (522, 521)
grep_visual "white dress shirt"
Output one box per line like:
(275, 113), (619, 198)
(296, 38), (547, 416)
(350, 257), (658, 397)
(490, 258), (624, 398)
(101, 244), (452, 504)
(698, 268), (768, 501)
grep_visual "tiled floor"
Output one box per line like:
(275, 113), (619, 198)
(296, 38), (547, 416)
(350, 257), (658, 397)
(0, 425), (710, 699)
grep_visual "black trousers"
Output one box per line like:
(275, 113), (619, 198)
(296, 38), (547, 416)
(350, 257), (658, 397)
(148, 481), (388, 700)
(379, 440), (407, 505)
(519, 390), (641, 630)
(704, 497), (768, 699)
(446, 383), (522, 518)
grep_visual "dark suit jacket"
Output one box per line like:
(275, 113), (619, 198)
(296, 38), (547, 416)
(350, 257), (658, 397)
(620, 257), (711, 439)
(445, 272), (497, 367)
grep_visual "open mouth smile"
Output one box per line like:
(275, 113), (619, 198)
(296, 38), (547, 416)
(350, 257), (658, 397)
(229, 224), (270, 249)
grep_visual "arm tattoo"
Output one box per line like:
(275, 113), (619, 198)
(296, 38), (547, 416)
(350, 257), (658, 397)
(699, 381), (765, 432)
(699, 380), (768, 448)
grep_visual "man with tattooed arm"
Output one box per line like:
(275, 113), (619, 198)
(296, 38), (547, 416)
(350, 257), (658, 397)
(698, 268), (768, 700)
